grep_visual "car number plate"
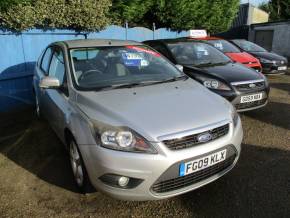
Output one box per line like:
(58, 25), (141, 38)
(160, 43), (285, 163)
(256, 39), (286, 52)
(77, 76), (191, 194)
(240, 93), (263, 103)
(278, 66), (287, 71)
(179, 149), (227, 177)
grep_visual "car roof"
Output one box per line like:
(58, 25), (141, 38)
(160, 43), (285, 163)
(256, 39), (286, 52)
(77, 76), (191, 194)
(188, 36), (223, 41)
(56, 39), (143, 49)
(144, 38), (207, 44)
(230, 39), (246, 41)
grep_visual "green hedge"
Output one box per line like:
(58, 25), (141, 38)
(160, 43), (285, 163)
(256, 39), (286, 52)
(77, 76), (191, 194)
(0, 0), (112, 31)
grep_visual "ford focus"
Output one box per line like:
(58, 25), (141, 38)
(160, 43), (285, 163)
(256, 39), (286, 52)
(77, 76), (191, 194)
(33, 39), (243, 201)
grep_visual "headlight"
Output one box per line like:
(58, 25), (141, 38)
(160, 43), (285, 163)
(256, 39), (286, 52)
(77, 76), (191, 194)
(259, 58), (275, 64)
(195, 76), (231, 91)
(231, 106), (239, 127)
(94, 125), (157, 154)
(260, 73), (269, 87)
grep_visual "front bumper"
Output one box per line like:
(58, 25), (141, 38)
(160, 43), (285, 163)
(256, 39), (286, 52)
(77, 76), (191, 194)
(261, 63), (288, 74)
(80, 119), (243, 201)
(211, 82), (270, 112)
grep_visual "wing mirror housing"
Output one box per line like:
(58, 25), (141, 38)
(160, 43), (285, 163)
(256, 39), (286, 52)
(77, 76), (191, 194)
(39, 76), (60, 89)
(176, 64), (184, 72)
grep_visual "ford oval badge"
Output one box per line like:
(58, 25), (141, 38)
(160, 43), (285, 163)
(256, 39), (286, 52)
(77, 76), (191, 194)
(249, 83), (256, 88)
(197, 132), (212, 143)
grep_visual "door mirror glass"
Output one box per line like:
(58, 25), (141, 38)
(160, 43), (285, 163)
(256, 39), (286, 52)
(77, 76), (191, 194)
(176, 64), (184, 72)
(39, 76), (60, 89)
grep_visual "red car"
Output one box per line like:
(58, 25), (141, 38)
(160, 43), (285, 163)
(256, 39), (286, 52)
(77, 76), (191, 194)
(189, 37), (262, 73)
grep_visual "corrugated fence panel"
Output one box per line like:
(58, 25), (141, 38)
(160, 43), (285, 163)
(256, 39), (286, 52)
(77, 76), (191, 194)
(155, 28), (189, 39)
(88, 25), (126, 40)
(21, 30), (85, 73)
(127, 27), (153, 41)
(0, 26), (187, 112)
(0, 34), (25, 80)
(0, 30), (86, 112)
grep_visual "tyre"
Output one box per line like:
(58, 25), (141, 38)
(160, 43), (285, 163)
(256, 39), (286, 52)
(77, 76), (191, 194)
(35, 94), (42, 119)
(69, 139), (96, 193)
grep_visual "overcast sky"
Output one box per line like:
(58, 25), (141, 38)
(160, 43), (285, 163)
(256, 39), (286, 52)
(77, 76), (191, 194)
(240, 0), (269, 6)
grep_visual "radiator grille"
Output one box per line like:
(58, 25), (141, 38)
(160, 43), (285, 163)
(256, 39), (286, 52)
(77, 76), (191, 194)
(233, 81), (265, 92)
(152, 155), (236, 193)
(163, 124), (229, 150)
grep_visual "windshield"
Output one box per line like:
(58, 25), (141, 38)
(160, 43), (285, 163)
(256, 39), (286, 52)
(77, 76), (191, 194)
(232, 40), (267, 52)
(167, 42), (231, 66)
(206, 39), (241, 53)
(70, 45), (184, 90)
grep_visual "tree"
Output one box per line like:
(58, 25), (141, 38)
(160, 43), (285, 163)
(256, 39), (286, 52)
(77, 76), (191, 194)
(260, 0), (290, 21)
(0, 0), (33, 12)
(110, 0), (156, 27)
(156, 0), (240, 33)
(111, 0), (240, 33)
(0, 0), (112, 31)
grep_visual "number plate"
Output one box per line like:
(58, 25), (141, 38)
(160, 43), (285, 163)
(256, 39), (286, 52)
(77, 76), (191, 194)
(240, 93), (263, 103)
(278, 66), (287, 71)
(179, 149), (227, 177)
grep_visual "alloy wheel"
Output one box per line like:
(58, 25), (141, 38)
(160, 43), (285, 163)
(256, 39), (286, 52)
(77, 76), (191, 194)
(70, 141), (84, 187)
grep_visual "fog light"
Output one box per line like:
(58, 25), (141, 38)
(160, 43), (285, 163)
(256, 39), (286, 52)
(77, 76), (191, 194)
(118, 176), (129, 187)
(99, 174), (143, 189)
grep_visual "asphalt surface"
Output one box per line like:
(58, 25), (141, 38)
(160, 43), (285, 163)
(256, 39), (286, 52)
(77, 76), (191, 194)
(0, 74), (290, 218)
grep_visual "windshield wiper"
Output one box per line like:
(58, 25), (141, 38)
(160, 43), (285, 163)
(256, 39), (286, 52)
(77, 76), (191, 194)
(196, 61), (230, 67)
(195, 62), (213, 67)
(91, 76), (188, 91)
(111, 82), (147, 89)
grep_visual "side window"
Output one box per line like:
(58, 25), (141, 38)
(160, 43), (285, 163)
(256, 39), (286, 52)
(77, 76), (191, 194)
(41, 47), (52, 74)
(48, 48), (65, 85)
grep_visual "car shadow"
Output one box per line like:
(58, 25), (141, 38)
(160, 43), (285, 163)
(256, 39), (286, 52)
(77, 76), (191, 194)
(270, 82), (290, 94)
(0, 107), (79, 193)
(0, 62), (36, 112)
(1, 108), (290, 218)
(179, 144), (290, 217)
(242, 101), (290, 130)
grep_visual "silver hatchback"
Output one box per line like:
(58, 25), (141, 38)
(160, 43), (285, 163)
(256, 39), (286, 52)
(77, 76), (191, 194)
(33, 39), (243, 201)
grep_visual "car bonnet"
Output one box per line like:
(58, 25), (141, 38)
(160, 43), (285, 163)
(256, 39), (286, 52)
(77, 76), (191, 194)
(76, 79), (232, 142)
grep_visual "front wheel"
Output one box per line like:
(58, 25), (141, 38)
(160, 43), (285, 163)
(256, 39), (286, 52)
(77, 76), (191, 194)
(69, 139), (95, 193)
(35, 94), (41, 118)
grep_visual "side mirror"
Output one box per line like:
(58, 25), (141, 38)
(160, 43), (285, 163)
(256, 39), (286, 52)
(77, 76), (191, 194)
(176, 64), (184, 72)
(39, 76), (60, 89)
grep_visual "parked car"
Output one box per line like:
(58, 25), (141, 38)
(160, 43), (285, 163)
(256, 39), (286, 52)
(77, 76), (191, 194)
(189, 37), (262, 73)
(144, 38), (270, 112)
(33, 39), (243, 201)
(230, 39), (288, 75)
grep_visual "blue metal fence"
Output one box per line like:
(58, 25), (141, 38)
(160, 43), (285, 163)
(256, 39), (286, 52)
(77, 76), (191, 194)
(0, 25), (188, 112)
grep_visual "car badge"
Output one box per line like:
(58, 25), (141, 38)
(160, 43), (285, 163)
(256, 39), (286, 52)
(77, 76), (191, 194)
(281, 61), (284, 64)
(249, 83), (256, 88)
(197, 132), (212, 143)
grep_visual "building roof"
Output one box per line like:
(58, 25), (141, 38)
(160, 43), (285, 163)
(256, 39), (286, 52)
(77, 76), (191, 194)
(250, 19), (290, 27)
(58, 39), (142, 48)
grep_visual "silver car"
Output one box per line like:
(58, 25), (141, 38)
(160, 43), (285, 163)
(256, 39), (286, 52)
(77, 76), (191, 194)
(33, 39), (243, 201)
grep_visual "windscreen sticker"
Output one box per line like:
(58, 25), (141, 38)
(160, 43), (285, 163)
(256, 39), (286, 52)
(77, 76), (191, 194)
(122, 52), (143, 67)
(140, 59), (149, 67)
(126, 45), (161, 57)
(214, 42), (223, 50)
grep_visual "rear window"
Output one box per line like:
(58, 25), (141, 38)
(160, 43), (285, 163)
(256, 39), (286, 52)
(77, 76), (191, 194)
(207, 40), (241, 53)
(232, 40), (267, 52)
(167, 42), (231, 66)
